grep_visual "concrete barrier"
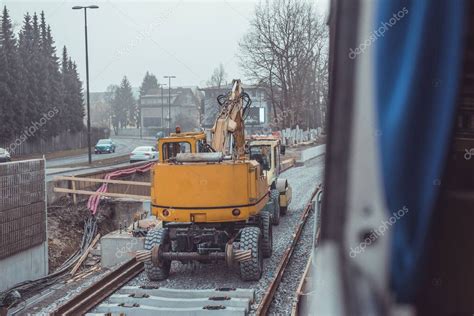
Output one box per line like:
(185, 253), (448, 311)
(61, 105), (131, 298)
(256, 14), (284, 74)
(0, 159), (48, 291)
(301, 144), (326, 166)
(101, 231), (145, 267)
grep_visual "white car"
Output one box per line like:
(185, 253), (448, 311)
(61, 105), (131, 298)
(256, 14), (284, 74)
(0, 148), (11, 163)
(130, 146), (158, 163)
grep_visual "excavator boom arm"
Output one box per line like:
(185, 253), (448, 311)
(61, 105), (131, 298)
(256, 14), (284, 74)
(211, 80), (248, 158)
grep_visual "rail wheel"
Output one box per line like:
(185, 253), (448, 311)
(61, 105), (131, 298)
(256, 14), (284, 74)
(239, 226), (263, 281)
(261, 211), (273, 258)
(270, 189), (280, 225)
(145, 227), (171, 281)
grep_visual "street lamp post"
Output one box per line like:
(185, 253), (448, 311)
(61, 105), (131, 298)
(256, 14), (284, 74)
(163, 75), (176, 136)
(161, 83), (167, 133)
(72, 5), (99, 164)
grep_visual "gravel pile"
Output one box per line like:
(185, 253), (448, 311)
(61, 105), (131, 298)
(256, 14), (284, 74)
(126, 156), (325, 315)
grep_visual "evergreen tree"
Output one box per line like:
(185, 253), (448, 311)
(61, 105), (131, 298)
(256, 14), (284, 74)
(0, 6), (22, 143)
(39, 12), (63, 136)
(0, 6), (83, 146)
(137, 71), (159, 129)
(111, 76), (135, 130)
(34, 12), (50, 137)
(139, 71), (159, 97)
(69, 60), (85, 132)
(18, 12), (41, 134)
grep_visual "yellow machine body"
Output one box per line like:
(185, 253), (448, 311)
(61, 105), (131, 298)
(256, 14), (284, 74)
(151, 160), (269, 223)
(151, 131), (269, 223)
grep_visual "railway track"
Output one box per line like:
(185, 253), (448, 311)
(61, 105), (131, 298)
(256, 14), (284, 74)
(52, 185), (321, 316)
(52, 259), (143, 315)
(256, 185), (320, 315)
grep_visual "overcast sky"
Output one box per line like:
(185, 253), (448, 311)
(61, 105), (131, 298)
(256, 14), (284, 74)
(4, 0), (329, 92)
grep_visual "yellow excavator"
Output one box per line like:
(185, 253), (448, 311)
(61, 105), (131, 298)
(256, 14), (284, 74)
(145, 80), (274, 281)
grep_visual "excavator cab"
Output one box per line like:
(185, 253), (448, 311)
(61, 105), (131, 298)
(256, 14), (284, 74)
(247, 136), (292, 224)
(157, 131), (207, 162)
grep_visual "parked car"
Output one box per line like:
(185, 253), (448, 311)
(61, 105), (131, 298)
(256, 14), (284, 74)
(130, 146), (158, 163)
(0, 148), (11, 162)
(95, 139), (116, 154)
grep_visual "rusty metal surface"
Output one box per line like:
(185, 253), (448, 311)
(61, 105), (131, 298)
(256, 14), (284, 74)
(0, 159), (46, 260)
(52, 259), (144, 315)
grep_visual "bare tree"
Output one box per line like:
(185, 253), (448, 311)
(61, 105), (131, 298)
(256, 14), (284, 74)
(239, 0), (328, 129)
(207, 63), (227, 88)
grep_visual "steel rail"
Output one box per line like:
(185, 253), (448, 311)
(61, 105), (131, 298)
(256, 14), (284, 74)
(256, 185), (321, 316)
(52, 259), (144, 315)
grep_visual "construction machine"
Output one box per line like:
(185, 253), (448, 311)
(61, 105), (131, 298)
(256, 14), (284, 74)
(145, 80), (274, 281)
(247, 136), (292, 225)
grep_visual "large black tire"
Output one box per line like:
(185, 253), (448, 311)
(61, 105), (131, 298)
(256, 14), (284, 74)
(145, 228), (171, 281)
(239, 227), (263, 281)
(270, 189), (280, 225)
(261, 211), (272, 258)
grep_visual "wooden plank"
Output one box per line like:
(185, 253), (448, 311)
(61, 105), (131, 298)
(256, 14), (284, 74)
(71, 177), (77, 205)
(54, 176), (151, 187)
(53, 187), (149, 200)
(70, 234), (101, 276)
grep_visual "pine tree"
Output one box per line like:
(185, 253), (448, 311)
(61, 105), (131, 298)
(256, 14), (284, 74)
(139, 71), (159, 97)
(0, 6), (22, 144)
(138, 71), (158, 129)
(69, 60), (84, 132)
(112, 76), (135, 130)
(34, 11), (51, 137)
(18, 12), (41, 135)
(38, 12), (63, 136)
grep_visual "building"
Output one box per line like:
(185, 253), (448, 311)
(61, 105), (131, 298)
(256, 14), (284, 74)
(199, 84), (272, 134)
(140, 86), (203, 136)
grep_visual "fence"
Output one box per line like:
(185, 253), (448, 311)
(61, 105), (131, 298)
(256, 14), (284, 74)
(0, 159), (46, 259)
(1, 128), (109, 157)
(280, 126), (323, 146)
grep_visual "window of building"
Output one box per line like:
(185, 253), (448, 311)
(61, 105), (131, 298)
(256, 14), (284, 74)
(245, 107), (265, 125)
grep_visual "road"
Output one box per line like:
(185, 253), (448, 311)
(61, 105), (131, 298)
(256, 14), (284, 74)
(45, 137), (156, 168)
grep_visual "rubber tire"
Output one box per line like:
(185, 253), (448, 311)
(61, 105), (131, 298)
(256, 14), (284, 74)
(261, 211), (272, 258)
(270, 189), (280, 225)
(145, 228), (171, 281)
(239, 227), (263, 281)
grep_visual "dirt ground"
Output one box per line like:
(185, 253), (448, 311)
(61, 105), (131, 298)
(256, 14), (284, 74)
(47, 197), (117, 273)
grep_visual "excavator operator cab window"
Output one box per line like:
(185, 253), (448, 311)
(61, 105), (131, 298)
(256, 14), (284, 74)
(162, 141), (191, 160)
(249, 145), (272, 171)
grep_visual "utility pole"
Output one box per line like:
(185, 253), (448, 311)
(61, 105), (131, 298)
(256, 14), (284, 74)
(161, 83), (167, 134)
(163, 76), (176, 136)
(73, 5), (99, 164)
